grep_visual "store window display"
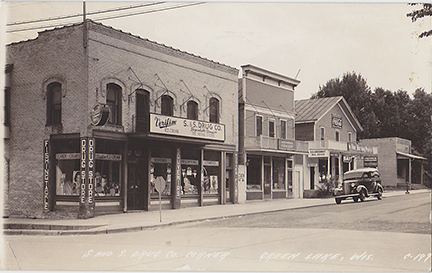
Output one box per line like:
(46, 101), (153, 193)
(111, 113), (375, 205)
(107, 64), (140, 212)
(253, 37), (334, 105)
(203, 150), (220, 195)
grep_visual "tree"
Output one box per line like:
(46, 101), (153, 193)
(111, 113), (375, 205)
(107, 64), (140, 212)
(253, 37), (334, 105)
(407, 3), (432, 38)
(312, 72), (378, 139)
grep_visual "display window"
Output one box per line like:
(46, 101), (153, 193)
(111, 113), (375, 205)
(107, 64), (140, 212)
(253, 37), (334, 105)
(287, 159), (293, 196)
(54, 139), (81, 197)
(181, 149), (200, 196)
(150, 158), (172, 196)
(203, 150), (220, 195)
(273, 157), (285, 190)
(94, 139), (123, 197)
(247, 155), (262, 190)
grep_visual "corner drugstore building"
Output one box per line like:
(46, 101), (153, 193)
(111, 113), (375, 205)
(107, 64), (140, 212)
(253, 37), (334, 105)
(4, 20), (239, 218)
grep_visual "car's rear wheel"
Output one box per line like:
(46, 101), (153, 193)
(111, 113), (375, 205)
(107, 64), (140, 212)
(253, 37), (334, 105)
(359, 190), (366, 202)
(377, 188), (383, 200)
(335, 198), (342, 204)
(353, 196), (359, 202)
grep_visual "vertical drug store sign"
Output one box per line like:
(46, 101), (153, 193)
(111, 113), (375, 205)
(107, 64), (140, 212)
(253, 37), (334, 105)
(80, 138), (95, 218)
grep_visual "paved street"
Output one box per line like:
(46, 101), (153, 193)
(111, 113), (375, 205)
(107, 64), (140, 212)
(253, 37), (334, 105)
(1, 192), (431, 272)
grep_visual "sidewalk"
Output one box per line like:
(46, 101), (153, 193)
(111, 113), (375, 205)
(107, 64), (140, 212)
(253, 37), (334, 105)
(3, 189), (430, 236)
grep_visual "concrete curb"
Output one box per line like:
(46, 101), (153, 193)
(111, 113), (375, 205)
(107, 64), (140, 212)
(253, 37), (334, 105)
(3, 189), (429, 236)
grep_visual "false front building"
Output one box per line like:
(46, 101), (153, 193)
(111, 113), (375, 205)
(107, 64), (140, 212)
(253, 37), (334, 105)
(5, 20), (239, 218)
(238, 65), (309, 201)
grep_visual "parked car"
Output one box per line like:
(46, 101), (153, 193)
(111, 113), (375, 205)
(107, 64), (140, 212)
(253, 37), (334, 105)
(333, 168), (384, 204)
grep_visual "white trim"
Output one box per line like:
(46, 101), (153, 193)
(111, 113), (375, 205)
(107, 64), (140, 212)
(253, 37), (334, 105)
(245, 104), (295, 119)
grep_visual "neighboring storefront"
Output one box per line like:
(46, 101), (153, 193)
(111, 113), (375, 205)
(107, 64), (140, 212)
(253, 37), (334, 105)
(295, 96), (378, 192)
(360, 137), (426, 188)
(238, 65), (308, 201)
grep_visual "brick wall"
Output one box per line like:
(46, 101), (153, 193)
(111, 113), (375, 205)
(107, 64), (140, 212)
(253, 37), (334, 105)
(5, 21), (239, 217)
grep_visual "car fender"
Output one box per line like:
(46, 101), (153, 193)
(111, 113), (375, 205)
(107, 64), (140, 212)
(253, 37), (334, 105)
(356, 185), (368, 196)
(376, 184), (384, 193)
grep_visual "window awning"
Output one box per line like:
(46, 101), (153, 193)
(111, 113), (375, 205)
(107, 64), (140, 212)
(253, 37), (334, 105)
(397, 151), (427, 160)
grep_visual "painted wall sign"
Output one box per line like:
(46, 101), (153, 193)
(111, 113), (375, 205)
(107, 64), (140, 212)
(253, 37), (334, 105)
(278, 139), (295, 151)
(309, 150), (330, 158)
(91, 104), (110, 126)
(364, 156), (378, 167)
(150, 113), (225, 141)
(332, 115), (343, 129)
(343, 155), (353, 163)
(43, 140), (50, 212)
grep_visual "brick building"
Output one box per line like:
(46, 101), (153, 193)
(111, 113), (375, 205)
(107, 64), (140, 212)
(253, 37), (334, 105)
(238, 65), (309, 201)
(5, 20), (239, 218)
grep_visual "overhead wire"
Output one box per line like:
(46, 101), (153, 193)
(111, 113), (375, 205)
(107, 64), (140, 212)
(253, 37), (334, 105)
(7, 2), (204, 34)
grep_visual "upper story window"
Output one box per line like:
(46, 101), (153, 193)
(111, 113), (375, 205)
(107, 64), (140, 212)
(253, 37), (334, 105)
(256, 115), (263, 137)
(106, 83), (122, 125)
(161, 95), (173, 116)
(47, 82), (62, 125)
(320, 127), (325, 147)
(280, 120), (287, 139)
(209, 97), (219, 123)
(187, 101), (198, 120)
(4, 64), (12, 128)
(136, 89), (150, 132)
(348, 132), (352, 142)
(269, 120), (275, 138)
(335, 130), (340, 141)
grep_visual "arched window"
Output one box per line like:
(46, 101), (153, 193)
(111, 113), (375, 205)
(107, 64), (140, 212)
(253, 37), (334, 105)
(209, 97), (219, 123)
(187, 101), (198, 120)
(47, 82), (62, 125)
(161, 95), (173, 116)
(107, 83), (122, 125)
(136, 89), (150, 132)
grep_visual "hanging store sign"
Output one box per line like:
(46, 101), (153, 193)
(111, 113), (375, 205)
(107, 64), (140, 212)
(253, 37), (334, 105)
(309, 150), (329, 158)
(181, 159), (199, 165)
(348, 143), (373, 153)
(203, 160), (220, 166)
(56, 153), (80, 160)
(150, 113), (225, 141)
(151, 157), (172, 164)
(95, 153), (122, 161)
(91, 104), (110, 126)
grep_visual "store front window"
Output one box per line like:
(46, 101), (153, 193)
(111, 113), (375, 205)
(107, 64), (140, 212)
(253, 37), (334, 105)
(95, 140), (123, 197)
(273, 157), (285, 190)
(287, 159), (293, 196)
(203, 150), (220, 195)
(150, 147), (173, 197)
(54, 139), (80, 197)
(247, 155), (262, 190)
(181, 149), (200, 196)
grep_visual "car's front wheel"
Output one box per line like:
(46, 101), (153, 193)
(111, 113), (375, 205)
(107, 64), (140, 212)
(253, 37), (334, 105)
(359, 190), (366, 202)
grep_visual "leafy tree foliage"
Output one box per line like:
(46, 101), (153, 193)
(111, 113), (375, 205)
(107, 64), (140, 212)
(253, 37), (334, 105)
(312, 72), (377, 139)
(407, 3), (432, 38)
(312, 73), (432, 186)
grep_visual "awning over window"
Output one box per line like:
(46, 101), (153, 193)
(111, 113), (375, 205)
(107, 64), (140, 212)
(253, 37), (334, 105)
(396, 151), (427, 160)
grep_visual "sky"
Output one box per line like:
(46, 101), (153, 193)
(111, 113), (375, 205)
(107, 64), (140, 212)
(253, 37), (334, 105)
(2, 1), (431, 100)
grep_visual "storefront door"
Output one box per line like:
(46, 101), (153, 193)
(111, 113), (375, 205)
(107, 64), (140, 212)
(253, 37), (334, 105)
(127, 159), (146, 210)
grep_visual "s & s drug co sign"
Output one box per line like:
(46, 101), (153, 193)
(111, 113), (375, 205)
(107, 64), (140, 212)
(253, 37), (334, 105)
(150, 113), (225, 141)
